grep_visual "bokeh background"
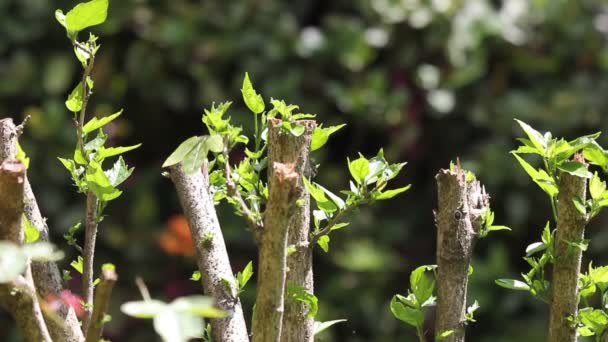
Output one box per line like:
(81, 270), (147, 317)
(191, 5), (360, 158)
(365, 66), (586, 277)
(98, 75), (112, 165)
(3, 0), (608, 341)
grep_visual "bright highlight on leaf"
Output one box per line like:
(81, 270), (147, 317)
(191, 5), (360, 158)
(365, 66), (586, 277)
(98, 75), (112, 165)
(241, 72), (265, 114)
(65, 0), (109, 33)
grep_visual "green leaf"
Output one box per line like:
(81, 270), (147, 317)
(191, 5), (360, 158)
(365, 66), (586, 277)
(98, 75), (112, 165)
(182, 138), (208, 175)
(311, 124), (346, 152)
(86, 160), (122, 201)
(584, 142), (608, 171)
(289, 124), (306, 137)
(16, 142), (30, 169)
(98, 144), (142, 159)
(525, 242), (547, 256)
(512, 153), (558, 197)
(236, 261), (254, 290)
(71, 256), (84, 274)
(83, 110), (123, 135)
(330, 222), (349, 231)
(153, 308), (204, 342)
(162, 136), (202, 168)
(514, 119), (546, 155)
(486, 225), (511, 233)
(572, 197), (587, 215)
(390, 296), (424, 327)
(313, 319), (347, 336)
(558, 161), (592, 178)
(410, 265), (435, 307)
(495, 279), (530, 291)
(465, 300), (480, 322)
(374, 185), (412, 200)
(22, 215), (40, 243)
(65, 0), (108, 33)
(590, 172), (606, 200)
(241, 72), (265, 114)
(65, 82), (84, 112)
(105, 156), (133, 187)
(190, 271), (201, 281)
(0, 241), (27, 283)
(348, 156), (370, 184)
(55, 9), (67, 29)
(121, 299), (167, 318)
(317, 235), (330, 252)
(287, 283), (318, 318)
(436, 330), (455, 341)
(205, 134), (224, 153)
(170, 295), (226, 318)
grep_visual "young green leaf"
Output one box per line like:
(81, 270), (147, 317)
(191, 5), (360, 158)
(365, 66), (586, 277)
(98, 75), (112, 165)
(71, 256), (84, 274)
(374, 185), (412, 200)
(390, 297), (424, 327)
(241, 72), (265, 114)
(236, 261), (254, 290)
(495, 279), (530, 291)
(514, 119), (546, 155)
(512, 153), (558, 197)
(65, 0), (109, 33)
(82, 110), (123, 135)
(162, 136), (203, 168)
(105, 156), (134, 187)
(348, 156), (370, 184)
(22, 215), (40, 243)
(589, 172), (606, 200)
(190, 271), (201, 281)
(313, 319), (347, 336)
(16, 142), (30, 169)
(98, 144), (142, 159)
(310, 124), (346, 152)
(317, 235), (330, 252)
(65, 82), (84, 112)
(86, 160), (122, 201)
(286, 283), (318, 318)
(557, 161), (592, 178)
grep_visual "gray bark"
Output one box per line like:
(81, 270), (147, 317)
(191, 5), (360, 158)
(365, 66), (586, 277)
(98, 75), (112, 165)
(548, 170), (587, 342)
(435, 169), (489, 342)
(0, 118), (84, 341)
(169, 162), (250, 342)
(0, 159), (52, 342)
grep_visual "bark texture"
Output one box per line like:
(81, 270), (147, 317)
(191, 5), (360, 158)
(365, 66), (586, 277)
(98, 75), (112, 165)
(169, 162), (250, 342)
(0, 159), (52, 342)
(252, 119), (308, 342)
(0, 118), (84, 341)
(435, 169), (489, 342)
(85, 267), (117, 342)
(548, 171), (587, 342)
(272, 119), (316, 342)
(82, 192), (98, 331)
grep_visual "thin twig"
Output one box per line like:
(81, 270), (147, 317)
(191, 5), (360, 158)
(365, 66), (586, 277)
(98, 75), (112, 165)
(223, 149), (263, 235)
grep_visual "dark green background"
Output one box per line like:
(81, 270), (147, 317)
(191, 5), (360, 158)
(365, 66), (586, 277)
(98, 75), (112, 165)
(3, 0), (608, 341)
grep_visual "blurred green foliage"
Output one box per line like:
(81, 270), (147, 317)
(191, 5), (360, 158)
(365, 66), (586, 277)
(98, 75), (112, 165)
(3, 0), (608, 340)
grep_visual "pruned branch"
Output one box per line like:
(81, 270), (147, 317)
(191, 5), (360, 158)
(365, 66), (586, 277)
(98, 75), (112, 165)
(85, 267), (117, 342)
(252, 161), (299, 342)
(0, 118), (84, 341)
(168, 161), (250, 342)
(0, 159), (52, 342)
(266, 119), (317, 342)
(434, 168), (489, 342)
(548, 168), (588, 342)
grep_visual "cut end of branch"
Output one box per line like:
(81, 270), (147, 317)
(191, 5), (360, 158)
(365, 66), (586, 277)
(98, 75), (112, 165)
(273, 162), (298, 183)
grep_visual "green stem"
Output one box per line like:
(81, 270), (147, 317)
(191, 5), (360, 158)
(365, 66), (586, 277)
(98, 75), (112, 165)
(550, 195), (558, 223)
(416, 325), (426, 342)
(254, 112), (261, 153)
